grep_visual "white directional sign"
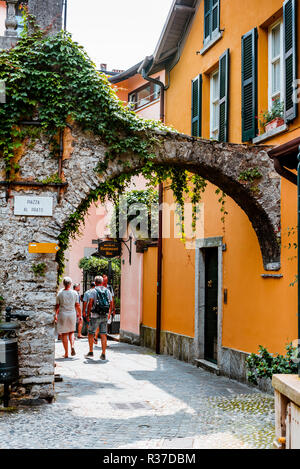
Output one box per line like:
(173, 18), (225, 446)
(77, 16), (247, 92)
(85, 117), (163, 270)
(14, 196), (53, 217)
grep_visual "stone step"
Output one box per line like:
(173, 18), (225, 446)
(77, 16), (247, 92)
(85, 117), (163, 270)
(195, 359), (220, 376)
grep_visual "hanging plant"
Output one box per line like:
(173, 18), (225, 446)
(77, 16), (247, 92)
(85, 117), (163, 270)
(109, 188), (159, 239)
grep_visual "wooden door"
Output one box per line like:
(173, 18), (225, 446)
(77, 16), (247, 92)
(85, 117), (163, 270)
(204, 247), (218, 363)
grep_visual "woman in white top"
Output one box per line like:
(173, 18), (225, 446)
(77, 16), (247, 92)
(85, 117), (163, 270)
(55, 277), (81, 358)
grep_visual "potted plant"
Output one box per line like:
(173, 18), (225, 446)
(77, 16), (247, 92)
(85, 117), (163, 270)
(246, 343), (298, 394)
(259, 97), (284, 134)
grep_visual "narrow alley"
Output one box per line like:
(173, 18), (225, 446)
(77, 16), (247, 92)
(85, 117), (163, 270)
(0, 339), (275, 449)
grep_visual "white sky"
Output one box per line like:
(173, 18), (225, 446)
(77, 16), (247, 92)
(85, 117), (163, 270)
(67, 0), (174, 71)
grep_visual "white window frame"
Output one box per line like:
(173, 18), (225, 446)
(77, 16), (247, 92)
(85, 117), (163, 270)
(204, 0), (220, 46)
(210, 69), (219, 139)
(268, 19), (284, 111)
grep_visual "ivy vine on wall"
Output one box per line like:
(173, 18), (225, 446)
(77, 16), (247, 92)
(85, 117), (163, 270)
(0, 12), (226, 281)
(109, 188), (159, 239)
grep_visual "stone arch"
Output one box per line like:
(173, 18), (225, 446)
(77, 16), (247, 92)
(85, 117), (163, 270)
(0, 124), (280, 400)
(56, 126), (280, 270)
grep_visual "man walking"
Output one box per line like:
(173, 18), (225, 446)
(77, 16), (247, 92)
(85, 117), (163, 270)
(102, 275), (116, 318)
(82, 282), (95, 337)
(85, 276), (112, 360)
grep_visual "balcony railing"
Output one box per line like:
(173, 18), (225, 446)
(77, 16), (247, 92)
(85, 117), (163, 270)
(0, 1), (27, 49)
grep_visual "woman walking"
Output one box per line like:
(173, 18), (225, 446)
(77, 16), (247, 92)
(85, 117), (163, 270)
(55, 277), (81, 358)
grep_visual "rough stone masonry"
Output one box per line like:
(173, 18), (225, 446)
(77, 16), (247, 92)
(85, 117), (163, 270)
(0, 123), (280, 401)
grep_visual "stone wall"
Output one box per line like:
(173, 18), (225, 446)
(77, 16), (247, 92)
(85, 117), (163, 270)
(0, 1), (63, 48)
(141, 326), (195, 363)
(28, 0), (63, 34)
(0, 124), (280, 400)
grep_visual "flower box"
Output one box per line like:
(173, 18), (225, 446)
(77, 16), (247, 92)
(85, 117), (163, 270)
(265, 117), (285, 133)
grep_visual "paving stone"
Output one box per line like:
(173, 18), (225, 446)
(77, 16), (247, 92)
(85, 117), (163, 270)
(0, 339), (275, 449)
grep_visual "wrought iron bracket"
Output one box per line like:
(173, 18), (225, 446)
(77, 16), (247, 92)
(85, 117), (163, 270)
(120, 236), (132, 265)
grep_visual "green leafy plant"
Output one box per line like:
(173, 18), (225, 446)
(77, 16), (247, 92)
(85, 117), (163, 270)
(31, 262), (47, 277)
(238, 167), (262, 183)
(114, 297), (121, 310)
(36, 173), (63, 184)
(246, 344), (298, 385)
(215, 188), (228, 224)
(79, 257), (121, 294)
(79, 257), (121, 276)
(109, 189), (159, 239)
(259, 97), (284, 131)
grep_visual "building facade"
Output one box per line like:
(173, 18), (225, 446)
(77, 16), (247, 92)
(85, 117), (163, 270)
(1, 0), (299, 391)
(116, 0), (299, 383)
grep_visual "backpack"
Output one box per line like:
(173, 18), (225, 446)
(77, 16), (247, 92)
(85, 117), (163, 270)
(94, 287), (110, 316)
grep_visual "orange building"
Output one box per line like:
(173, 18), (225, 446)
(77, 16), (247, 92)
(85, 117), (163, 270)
(112, 0), (300, 384)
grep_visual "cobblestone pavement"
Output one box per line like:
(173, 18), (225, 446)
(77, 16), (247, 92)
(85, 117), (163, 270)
(0, 339), (275, 449)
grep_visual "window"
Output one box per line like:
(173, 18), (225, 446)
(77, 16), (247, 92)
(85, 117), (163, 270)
(268, 20), (284, 110)
(241, 28), (258, 142)
(128, 81), (161, 111)
(191, 75), (202, 137)
(210, 70), (219, 139)
(283, 0), (297, 122)
(204, 0), (220, 45)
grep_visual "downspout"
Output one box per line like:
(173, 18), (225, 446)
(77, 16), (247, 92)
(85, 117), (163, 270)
(139, 59), (166, 122)
(273, 157), (297, 185)
(297, 145), (300, 378)
(138, 58), (166, 354)
(63, 0), (67, 31)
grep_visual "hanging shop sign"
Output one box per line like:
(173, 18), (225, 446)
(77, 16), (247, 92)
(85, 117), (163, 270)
(14, 196), (53, 217)
(28, 243), (60, 254)
(98, 240), (122, 259)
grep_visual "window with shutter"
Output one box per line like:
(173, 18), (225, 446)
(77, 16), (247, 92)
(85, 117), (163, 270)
(283, 0), (297, 122)
(204, 0), (220, 45)
(268, 20), (284, 111)
(210, 70), (220, 140)
(191, 75), (202, 137)
(219, 49), (230, 142)
(241, 28), (258, 142)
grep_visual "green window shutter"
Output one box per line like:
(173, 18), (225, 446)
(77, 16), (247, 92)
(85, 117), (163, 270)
(219, 49), (230, 142)
(191, 75), (202, 137)
(204, 0), (212, 41)
(204, 0), (220, 42)
(241, 28), (258, 142)
(212, 0), (220, 34)
(283, 0), (297, 122)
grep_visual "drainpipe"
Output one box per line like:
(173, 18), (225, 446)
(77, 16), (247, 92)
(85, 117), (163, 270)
(155, 183), (163, 355)
(138, 58), (166, 354)
(63, 0), (67, 31)
(273, 157), (297, 186)
(297, 146), (300, 378)
(139, 58), (165, 122)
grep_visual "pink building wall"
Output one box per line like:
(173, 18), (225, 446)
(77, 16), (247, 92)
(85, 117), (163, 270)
(67, 71), (163, 338)
(119, 174), (148, 336)
(0, 2), (6, 36)
(64, 201), (112, 291)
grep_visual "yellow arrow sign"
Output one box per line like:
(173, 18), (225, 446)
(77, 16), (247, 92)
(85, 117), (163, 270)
(29, 243), (60, 254)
